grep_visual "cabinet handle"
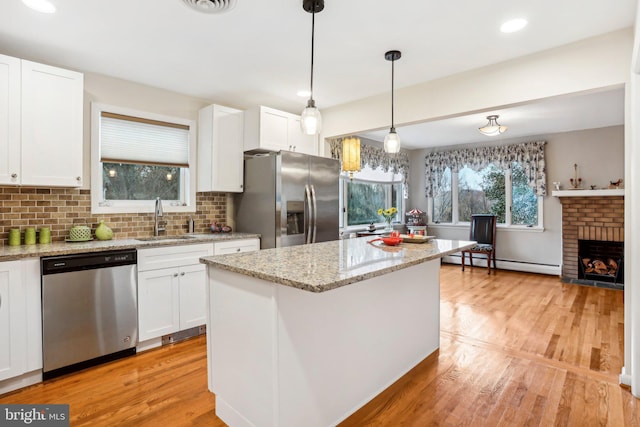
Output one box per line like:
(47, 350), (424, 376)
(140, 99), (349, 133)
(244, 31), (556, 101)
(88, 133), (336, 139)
(76, 176), (81, 182)
(173, 273), (179, 277)
(236, 248), (241, 252)
(11, 173), (17, 179)
(180, 272), (185, 276)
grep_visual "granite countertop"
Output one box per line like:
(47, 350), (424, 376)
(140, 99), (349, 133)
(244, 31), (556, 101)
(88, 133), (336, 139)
(0, 232), (260, 261)
(201, 237), (475, 293)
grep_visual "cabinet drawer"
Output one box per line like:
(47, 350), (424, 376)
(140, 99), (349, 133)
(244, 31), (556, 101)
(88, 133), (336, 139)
(213, 238), (260, 255)
(138, 243), (213, 272)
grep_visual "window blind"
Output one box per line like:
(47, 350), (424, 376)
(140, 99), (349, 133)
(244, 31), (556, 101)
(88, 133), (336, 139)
(100, 112), (190, 167)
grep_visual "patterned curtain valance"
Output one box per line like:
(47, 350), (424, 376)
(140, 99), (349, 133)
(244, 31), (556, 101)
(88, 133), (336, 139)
(328, 138), (410, 181)
(424, 140), (547, 197)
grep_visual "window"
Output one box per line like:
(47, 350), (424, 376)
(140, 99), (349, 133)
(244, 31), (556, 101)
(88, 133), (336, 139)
(340, 166), (404, 228)
(458, 164), (505, 223)
(432, 167), (452, 223)
(430, 162), (541, 227)
(91, 103), (196, 214)
(425, 141), (546, 228)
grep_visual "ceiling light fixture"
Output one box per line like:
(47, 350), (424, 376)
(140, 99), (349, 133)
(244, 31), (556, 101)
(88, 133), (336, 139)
(21, 0), (56, 13)
(181, 0), (237, 14)
(479, 115), (508, 136)
(300, 0), (324, 136)
(500, 18), (527, 33)
(383, 50), (402, 154)
(341, 136), (361, 179)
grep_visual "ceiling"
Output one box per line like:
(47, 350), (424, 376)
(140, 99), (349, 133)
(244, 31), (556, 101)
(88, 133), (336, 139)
(0, 0), (635, 148)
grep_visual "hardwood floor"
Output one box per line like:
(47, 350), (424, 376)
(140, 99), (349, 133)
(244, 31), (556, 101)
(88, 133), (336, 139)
(1, 264), (637, 426)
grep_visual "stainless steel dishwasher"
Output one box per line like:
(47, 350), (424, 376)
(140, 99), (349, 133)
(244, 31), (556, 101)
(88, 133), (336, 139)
(41, 249), (138, 380)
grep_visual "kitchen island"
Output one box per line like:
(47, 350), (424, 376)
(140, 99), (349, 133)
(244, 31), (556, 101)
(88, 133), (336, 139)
(201, 237), (474, 427)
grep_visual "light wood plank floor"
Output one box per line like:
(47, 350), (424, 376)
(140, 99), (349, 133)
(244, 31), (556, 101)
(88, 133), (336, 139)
(1, 264), (638, 426)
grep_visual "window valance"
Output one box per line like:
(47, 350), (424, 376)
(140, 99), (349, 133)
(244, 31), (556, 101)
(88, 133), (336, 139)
(328, 138), (410, 182)
(424, 141), (547, 197)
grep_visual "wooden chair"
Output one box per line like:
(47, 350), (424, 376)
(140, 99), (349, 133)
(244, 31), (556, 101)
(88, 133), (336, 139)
(461, 214), (497, 274)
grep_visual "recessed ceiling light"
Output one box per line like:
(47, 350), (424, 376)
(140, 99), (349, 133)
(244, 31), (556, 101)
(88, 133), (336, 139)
(21, 0), (56, 13)
(297, 90), (311, 98)
(500, 18), (527, 33)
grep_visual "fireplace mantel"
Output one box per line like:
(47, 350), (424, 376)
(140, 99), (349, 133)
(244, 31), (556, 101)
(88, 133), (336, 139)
(552, 189), (625, 197)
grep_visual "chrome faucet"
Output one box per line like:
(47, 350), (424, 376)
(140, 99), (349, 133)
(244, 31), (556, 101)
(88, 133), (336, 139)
(154, 197), (165, 236)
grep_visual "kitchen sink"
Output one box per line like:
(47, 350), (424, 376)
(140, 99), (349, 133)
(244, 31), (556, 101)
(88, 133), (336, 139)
(135, 235), (198, 242)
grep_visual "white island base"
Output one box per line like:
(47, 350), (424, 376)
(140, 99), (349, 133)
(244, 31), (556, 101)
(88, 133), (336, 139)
(207, 260), (440, 427)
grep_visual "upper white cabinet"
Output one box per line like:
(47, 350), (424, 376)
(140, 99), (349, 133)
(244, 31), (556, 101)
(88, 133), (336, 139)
(197, 104), (244, 193)
(244, 106), (318, 155)
(0, 55), (21, 185)
(0, 54), (84, 187)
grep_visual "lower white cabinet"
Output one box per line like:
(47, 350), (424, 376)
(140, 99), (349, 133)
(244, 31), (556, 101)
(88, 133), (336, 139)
(212, 238), (260, 255)
(0, 260), (24, 381)
(0, 258), (41, 384)
(137, 244), (213, 342)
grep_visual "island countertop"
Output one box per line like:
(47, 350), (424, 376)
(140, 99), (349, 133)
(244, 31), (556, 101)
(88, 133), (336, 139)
(201, 237), (475, 293)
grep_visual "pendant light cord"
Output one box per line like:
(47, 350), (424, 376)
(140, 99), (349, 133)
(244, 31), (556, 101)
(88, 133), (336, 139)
(390, 58), (395, 131)
(309, 8), (315, 102)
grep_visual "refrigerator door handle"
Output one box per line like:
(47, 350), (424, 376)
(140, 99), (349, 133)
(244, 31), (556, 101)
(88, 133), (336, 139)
(310, 184), (318, 243)
(304, 184), (313, 244)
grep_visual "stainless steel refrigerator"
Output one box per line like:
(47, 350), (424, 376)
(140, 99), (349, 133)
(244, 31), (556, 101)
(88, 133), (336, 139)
(235, 151), (340, 249)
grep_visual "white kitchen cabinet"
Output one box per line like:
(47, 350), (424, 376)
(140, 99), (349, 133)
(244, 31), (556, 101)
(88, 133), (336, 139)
(197, 104), (244, 193)
(244, 105), (317, 155)
(137, 243), (213, 342)
(212, 238), (260, 255)
(0, 260), (24, 382)
(0, 258), (41, 385)
(178, 263), (208, 330)
(0, 55), (84, 187)
(0, 54), (21, 185)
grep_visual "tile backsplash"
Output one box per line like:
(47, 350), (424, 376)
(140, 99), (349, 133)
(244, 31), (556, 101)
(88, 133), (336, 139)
(0, 187), (229, 246)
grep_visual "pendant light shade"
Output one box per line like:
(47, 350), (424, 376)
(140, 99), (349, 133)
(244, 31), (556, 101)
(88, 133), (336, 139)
(384, 130), (401, 154)
(384, 50), (402, 154)
(479, 115), (508, 136)
(342, 136), (361, 178)
(301, 0), (324, 136)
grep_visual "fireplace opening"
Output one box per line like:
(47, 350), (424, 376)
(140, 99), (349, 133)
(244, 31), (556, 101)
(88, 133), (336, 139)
(578, 240), (624, 285)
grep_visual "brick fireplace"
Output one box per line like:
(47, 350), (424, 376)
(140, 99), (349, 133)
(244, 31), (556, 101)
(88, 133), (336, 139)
(557, 193), (624, 288)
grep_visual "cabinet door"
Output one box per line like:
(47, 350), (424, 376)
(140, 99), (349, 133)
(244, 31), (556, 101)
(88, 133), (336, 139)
(197, 105), (244, 192)
(179, 264), (208, 330)
(0, 54), (20, 185)
(138, 268), (180, 341)
(21, 60), (83, 187)
(22, 258), (42, 372)
(0, 261), (25, 381)
(287, 116), (318, 155)
(260, 107), (289, 151)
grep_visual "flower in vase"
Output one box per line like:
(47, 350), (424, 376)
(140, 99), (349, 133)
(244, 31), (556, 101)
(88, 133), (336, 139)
(378, 207), (398, 225)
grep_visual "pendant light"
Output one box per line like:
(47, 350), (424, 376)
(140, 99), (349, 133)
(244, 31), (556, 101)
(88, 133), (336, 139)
(479, 115), (508, 136)
(341, 136), (361, 179)
(300, 0), (324, 136)
(384, 50), (402, 154)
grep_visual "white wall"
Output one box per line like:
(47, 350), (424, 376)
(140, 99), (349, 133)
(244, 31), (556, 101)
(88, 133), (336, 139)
(320, 29), (632, 145)
(626, 0), (640, 396)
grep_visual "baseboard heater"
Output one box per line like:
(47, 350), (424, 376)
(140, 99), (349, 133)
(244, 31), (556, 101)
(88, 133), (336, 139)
(442, 254), (561, 275)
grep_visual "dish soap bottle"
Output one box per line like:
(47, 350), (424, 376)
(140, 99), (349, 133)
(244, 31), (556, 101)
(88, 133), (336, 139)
(95, 220), (113, 241)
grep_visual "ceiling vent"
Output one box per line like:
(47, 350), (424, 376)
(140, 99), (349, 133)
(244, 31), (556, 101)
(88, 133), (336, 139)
(182, 0), (237, 14)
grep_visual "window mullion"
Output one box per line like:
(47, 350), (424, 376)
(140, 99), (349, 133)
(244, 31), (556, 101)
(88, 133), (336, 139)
(505, 168), (513, 226)
(452, 170), (459, 224)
